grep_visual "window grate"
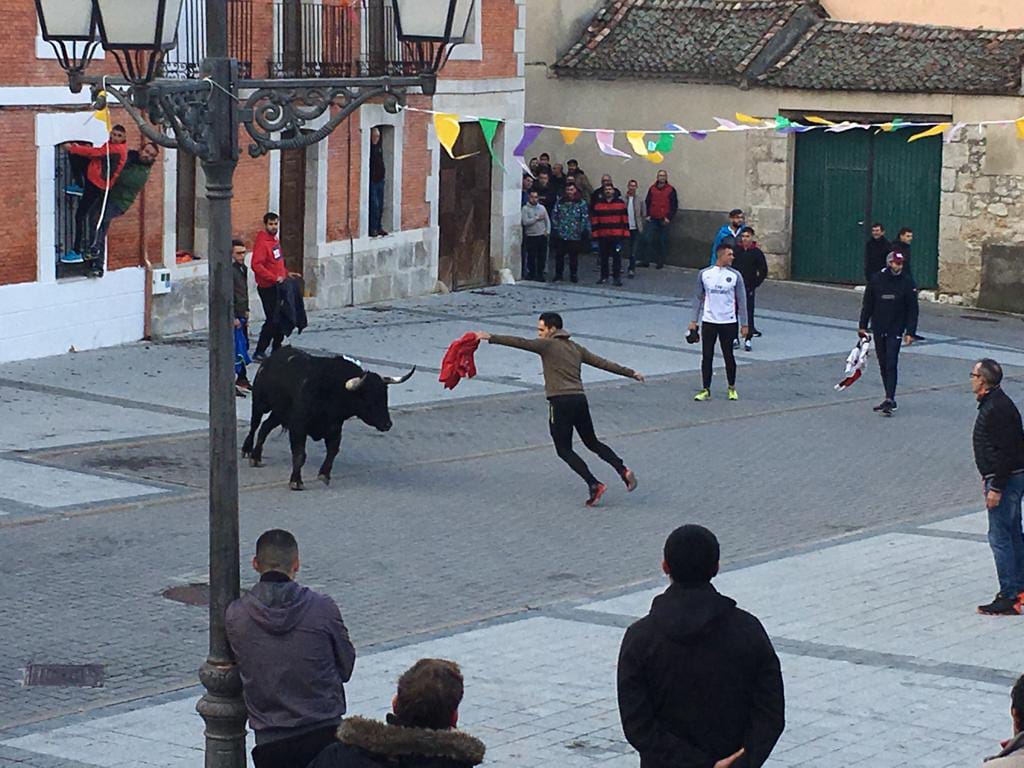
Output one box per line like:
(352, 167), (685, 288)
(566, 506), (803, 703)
(55, 147), (89, 280)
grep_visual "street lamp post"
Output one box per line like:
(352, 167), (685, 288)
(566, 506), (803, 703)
(33, 1), (474, 766)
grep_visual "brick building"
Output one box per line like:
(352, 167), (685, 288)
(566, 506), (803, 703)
(0, 0), (526, 362)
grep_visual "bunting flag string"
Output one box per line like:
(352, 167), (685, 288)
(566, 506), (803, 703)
(432, 113), (479, 160)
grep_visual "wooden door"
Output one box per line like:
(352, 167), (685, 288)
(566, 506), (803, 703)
(438, 122), (492, 291)
(279, 145), (306, 275)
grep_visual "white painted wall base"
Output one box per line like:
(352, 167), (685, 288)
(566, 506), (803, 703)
(0, 268), (145, 363)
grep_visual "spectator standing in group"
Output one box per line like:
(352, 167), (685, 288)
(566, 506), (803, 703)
(550, 162), (567, 195)
(521, 173), (533, 205)
(368, 127), (388, 237)
(640, 170), (678, 270)
(308, 659), (486, 768)
(689, 244), (748, 402)
(985, 674), (1024, 765)
(62, 124), (130, 265)
(226, 529), (357, 768)
(858, 251), (918, 416)
(618, 524), (785, 768)
(863, 222), (891, 283)
(566, 159), (594, 199)
(521, 189), (550, 282)
(624, 179), (645, 278)
(533, 171), (558, 215)
(710, 209), (746, 266)
(590, 174), (622, 209)
(971, 358), (1024, 616)
(232, 239), (252, 395)
(528, 157), (540, 176)
(733, 226), (768, 351)
(551, 181), (590, 283)
(591, 181), (630, 286)
(252, 212), (300, 362)
(537, 152), (553, 177)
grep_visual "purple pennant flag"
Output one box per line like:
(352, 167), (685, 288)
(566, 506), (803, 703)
(689, 131), (708, 141)
(513, 124), (544, 158)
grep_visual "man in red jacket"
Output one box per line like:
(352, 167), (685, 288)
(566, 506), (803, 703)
(251, 212), (299, 361)
(640, 170), (678, 270)
(62, 124), (129, 264)
(591, 182), (630, 286)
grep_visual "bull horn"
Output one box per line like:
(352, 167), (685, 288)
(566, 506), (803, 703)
(383, 366), (416, 385)
(345, 375), (367, 392)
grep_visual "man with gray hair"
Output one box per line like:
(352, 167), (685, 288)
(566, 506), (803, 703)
(972, 359), (1024, 615)
(227, 529), (357, 768)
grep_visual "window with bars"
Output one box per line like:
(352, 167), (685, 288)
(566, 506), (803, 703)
(54, 147), (89, 279)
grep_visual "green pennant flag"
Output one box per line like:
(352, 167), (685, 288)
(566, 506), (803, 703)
(774, 115), (792, 130)
(479, 118), (506, 172)
(653, 132), (676, 154)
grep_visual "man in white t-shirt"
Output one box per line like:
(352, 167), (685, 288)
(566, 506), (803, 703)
(688, 244), (748, 401)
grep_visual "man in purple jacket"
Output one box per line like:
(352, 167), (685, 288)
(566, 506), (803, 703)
(227, 529), (357, 768)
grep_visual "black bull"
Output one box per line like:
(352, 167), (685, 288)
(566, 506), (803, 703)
(241, 347), (415, 490)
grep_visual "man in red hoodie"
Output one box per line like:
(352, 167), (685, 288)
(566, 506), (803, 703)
(251, 212), (299, 361)
(62, 124), (129, 264)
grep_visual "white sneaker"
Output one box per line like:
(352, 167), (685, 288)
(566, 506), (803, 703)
(744, 339), (752, 352)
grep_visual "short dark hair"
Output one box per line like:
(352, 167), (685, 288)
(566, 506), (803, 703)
(231, 239), (246, 249)
(664, 525), (720, 584)
(539, 312), (563, 330)
(740, 226), (755, 236)
(976, 358), (1003, 387)
(716, 243), (734, 255)
(567, 158), (579, 166)
(729, 208), (744, 217)
(255, 529), (298, 571)
(539, 152), (550, 160)
(899, 226), (913, 236)
(263, 212), (279, 224)
(871, 222), (885, 230)
(1012, 674), (1024, 721)
(538, 170), (549, 178)
(394, 659), (464, 730)
(112, 124), (126, 132)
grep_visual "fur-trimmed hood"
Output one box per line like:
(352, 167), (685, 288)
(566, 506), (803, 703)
(335, 716), (485, 766)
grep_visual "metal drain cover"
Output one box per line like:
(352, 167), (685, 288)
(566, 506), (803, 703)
(24, 664), (104, 688)
(162, 583), (210, 606)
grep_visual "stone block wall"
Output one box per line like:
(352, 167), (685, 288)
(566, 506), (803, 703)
(940, 135), (1024, 309)
(744, 132), (794, 279)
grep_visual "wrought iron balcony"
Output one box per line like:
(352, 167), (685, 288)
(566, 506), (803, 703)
(161, 0), (254, 79)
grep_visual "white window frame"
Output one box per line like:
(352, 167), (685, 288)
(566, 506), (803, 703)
(35, 25), (105, 61)
(447, 2), (482, 61)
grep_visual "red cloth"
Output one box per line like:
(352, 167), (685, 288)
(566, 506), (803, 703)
(67, 141), (129, 190)
(439, 333), (481, 389)
(251, 230), (288, 288)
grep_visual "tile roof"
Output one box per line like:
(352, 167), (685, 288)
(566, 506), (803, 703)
(757, 21), (1024, 95)
(553, 0), (1024, 95)
(552, 0), (817, 85)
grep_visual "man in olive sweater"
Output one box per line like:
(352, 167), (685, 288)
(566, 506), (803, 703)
(475, 312), (644, 507)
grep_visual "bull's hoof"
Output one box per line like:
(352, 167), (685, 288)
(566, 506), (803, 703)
(249, 457), (262, 467)
(318, 474), (330, 486)
(289, 480), (304, 491)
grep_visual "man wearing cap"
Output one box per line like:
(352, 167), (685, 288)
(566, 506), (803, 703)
(858, 251), (919, 416)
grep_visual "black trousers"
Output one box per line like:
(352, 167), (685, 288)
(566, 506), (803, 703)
(525, 235), (548, 280)
(598, 238), (622, 280)
(701, 322), (738, 389)
(255, 284), (284, 356)
(744, 289), (757, 339)
(875, 332), (903, 400)
(548, 394), (625, 487)
(252, 725), (338, 768)
(554, 239), (581, 280)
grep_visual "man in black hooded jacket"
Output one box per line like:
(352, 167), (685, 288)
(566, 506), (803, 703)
(617, 525), (784, 768)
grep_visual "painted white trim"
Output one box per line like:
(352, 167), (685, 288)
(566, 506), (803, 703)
(268, 140), (281, 214)
(434, 77), (525, 95)
(0, 86), (96, 107)
(35, 30), (105, 61)
(162, 149), (178, 268)
(448, 2), (483, 61)
(359, 105), (405, 238)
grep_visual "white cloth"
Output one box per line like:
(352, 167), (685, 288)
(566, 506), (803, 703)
(835, 336), (872, 390)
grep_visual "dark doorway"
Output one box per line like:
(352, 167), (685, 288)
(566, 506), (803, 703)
(438, 122), (492, 291)
(278, 143), (307, 275)
(792, 128), (941, 288)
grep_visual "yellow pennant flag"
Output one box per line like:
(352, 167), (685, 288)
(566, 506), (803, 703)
(734, 112), (763, 126)
(93, 90), (112, 131)
(907, 123), (951, 143)
(625, 131), (649, 156)
(560, 127), (583, 145)
(804, 115), (836, 126)
(645, 151), (665, 164)
(1016, 118), (1024, 140)
(433, 113), (462, 158)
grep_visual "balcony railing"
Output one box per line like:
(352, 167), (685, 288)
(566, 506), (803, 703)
(161, 0), (254, 80)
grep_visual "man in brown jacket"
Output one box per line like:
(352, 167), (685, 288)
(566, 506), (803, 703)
(986, 675), (1024, 767)
(475, 312), (644, 506)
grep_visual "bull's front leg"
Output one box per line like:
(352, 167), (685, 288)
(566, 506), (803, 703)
(318, 428), (343, 486)
(289, 429), (308, 491)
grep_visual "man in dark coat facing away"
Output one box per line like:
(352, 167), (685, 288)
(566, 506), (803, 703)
(617, 525), (784, 768)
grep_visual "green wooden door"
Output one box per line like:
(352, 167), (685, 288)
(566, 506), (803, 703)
(791, 130), (870, 283)
(792, 128), (942, 287)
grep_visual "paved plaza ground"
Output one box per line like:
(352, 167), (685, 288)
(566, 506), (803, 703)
(1, 267), (1023, 767)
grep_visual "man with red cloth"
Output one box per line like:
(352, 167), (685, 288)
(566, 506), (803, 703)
(439, 332), (481, 389)
(251, 212), (300, 362)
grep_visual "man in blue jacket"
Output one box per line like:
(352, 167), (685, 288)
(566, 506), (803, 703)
(710, 209), (745, 265)
(858, 251), (919, 416)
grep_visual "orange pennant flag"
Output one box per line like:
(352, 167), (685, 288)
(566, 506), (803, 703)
(560, 128), (583, 145)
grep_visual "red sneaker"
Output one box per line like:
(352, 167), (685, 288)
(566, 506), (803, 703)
(586, 483), (607, 507)
(621, 468), (638, 492)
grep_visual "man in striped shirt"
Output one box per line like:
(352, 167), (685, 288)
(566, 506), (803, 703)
(591, 182), (630, 286)
(688, 244), (749, 401)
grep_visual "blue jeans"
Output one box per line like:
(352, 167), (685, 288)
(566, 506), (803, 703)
(369, 179), (386, 234)
(643, 219), (669, 267)
(987, 473), (1024, 598)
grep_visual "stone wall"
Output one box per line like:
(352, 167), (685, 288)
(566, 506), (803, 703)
(940, 135), (1024, 309)
(743, 132), (794, 279)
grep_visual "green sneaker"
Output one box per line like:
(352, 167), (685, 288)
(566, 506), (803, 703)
(728, 387), (739, 401)
(693, 389), (710, 402)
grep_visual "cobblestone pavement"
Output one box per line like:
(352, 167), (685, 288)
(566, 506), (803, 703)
(1, 274), (1022, 767)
